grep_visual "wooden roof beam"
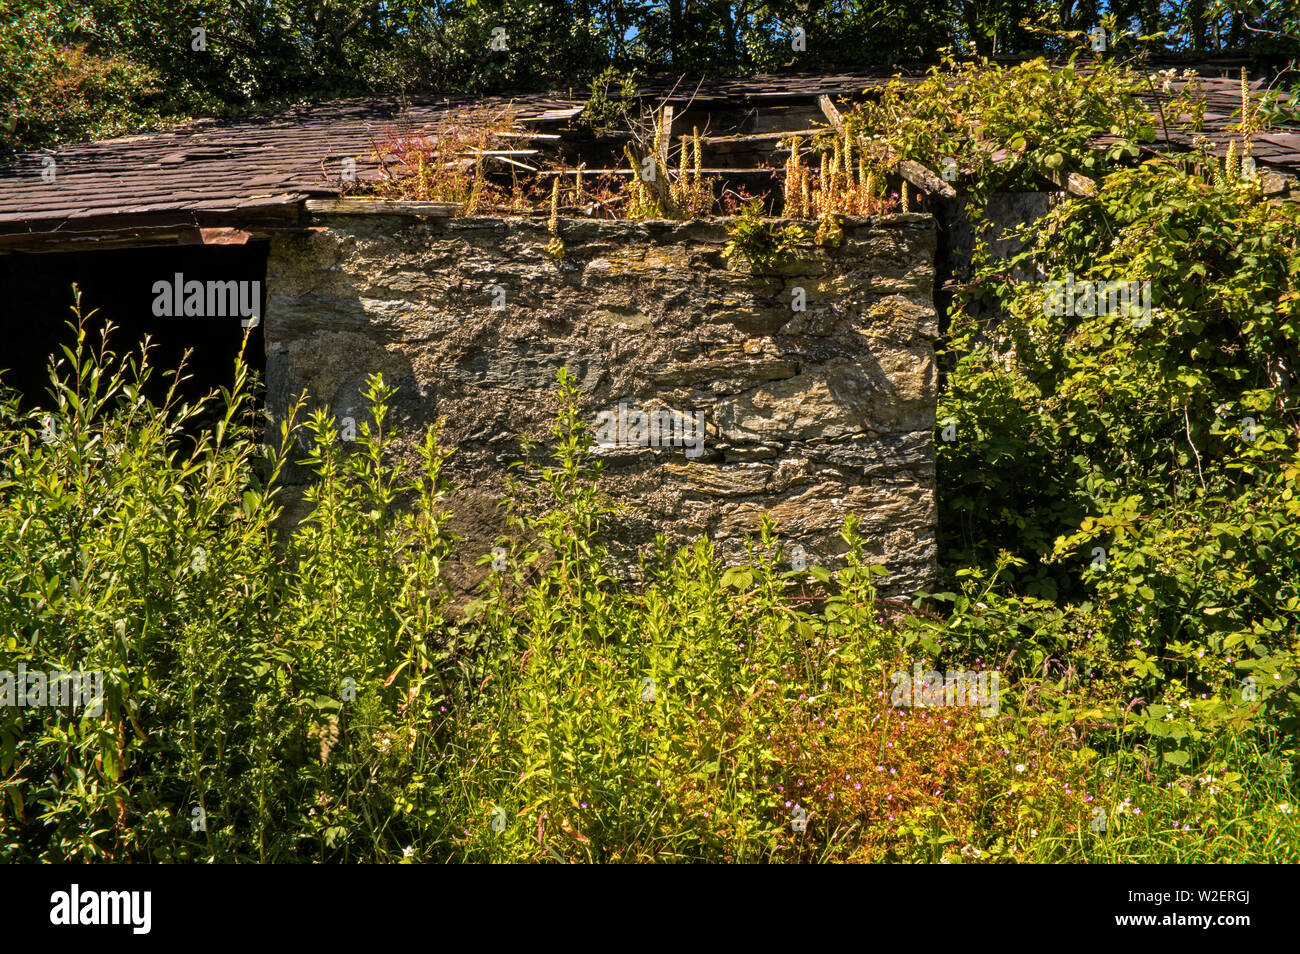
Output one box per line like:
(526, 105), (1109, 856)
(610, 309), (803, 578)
(897, 159), (957, 199)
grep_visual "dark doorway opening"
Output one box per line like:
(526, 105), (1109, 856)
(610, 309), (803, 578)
(0, 242), (268, 434)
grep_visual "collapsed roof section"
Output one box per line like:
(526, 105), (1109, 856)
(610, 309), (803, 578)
(0, 66), (1297, 251)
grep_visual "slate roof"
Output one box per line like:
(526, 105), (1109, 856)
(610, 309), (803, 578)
(0, 66), (1295, 247)
(0, 94), (584, 241)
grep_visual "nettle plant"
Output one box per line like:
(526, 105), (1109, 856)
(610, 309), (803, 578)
(0, 298), (466, 862)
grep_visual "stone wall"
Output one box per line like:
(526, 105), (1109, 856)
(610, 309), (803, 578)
(265, 208), (938, 595)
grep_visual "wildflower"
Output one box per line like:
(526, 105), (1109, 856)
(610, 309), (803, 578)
(403, 846), (415, 859)
(1015, 764), (1026, 773)
(1279, 803), (1294, 815)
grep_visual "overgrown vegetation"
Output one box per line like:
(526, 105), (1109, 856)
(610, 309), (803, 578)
(828, 55), (1157, 200)
(2, 251), (1297, 861)
(0, 325), (1083, 862)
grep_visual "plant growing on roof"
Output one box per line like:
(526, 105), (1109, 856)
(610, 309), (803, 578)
(836, 56), (1155, 201)
(668, 126), (711, 217)
(581, 66), (640, 138)
(367, 106), (525, 208)
(783, 130), (892, 223)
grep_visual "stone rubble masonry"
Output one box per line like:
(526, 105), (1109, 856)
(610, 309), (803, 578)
(265, 209), (938, 596)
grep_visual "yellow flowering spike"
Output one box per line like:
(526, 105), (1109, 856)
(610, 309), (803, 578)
(1241, 67), (1253, 157)
(782, 159), (791, 216)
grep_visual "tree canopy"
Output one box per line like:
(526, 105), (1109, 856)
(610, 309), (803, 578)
(3, 1), (1298, 153)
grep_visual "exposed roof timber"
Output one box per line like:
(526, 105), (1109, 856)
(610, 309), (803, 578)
(704, 128), (823, 144)
(818, 95), (845, 130)
(898, 159), (957, 199)
(0, 222), (318, 253)
(305, 199), (458, 216)
(1043, 168), (1099, 198)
